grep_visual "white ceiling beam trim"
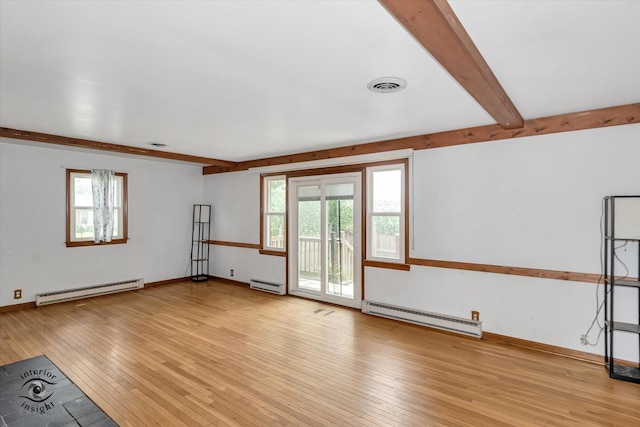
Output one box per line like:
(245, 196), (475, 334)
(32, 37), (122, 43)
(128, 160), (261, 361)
(247, 149), (414, 174)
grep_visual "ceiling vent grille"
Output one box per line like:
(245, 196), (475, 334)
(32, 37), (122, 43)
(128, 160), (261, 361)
(367, 77), (407, 94)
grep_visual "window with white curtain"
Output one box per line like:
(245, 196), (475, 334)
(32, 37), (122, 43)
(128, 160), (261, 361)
(66, 169), (128, 247)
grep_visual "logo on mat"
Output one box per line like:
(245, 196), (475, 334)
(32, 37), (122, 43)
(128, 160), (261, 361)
(19, 368), (58, 414)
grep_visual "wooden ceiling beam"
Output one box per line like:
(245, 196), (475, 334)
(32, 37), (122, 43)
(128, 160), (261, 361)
(0, 127), (235, 167)
(414, 102), (638, 149)
(202, 103), (639, 174)
(2, 102), (635, 174)
(379, 0), (524, 129)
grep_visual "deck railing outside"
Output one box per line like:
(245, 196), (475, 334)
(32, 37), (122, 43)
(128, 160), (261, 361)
(272, 230), (400, 280)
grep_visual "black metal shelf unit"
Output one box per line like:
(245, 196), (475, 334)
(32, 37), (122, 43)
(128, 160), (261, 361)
(191, 204), (211, 282)
(604, 195), (640, 384)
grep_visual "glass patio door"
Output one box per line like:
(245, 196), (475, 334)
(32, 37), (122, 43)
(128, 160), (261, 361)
(288, 173), (362, 309)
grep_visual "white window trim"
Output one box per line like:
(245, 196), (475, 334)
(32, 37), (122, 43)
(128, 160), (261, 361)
(262, 175), (286, 252)
(366, 164), (405, 263)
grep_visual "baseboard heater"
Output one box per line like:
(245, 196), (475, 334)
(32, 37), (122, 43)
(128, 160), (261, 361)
(362, 300), (482, 338)
(249, 279), (286, 295)
(35, 278), (144, 306)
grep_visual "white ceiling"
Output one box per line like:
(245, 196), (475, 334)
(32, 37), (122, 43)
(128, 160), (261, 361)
(1, 1), (638, 162)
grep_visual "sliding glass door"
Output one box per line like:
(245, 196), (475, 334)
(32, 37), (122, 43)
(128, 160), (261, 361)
(288, 173), (362, 308)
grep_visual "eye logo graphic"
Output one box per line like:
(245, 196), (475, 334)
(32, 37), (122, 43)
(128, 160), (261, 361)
(18, 368), (58, 415)
(21, 378), (54, 402)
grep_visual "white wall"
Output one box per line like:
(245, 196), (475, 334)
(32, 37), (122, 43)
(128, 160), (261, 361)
(0, 140), (203, 307)
(202, 124), (639, 362)
(204, 171), (260, 244)
(209, 245), (286, 285)
(410, 124), (640, 272)
(13, 122), (634, 358)
(203, 171), (286, 284)
(369, 124), (640, 361)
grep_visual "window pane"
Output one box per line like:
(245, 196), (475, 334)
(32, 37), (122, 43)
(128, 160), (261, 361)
(113, 208), (120, 237)
(262, 176), (286, 251)
(266, 214), (285, 248)
(372, 170), (401, 212)
(298, 185), (321, 237)
(297, 184), (321, 202)
(74, 177), (93, 207)
(268, 179), (286, 212)
(68, 170), (128, 246)
(75, 209), (94, 239)
(325, 182), (354, 200)
(113, 176), (122, 208)
(371, 215), (400, 259)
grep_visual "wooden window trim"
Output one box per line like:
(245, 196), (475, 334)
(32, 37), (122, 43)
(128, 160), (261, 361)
(259, 249), (287, 257)
(66, 169), (128, 248)
(258, 159), (409, 300)
(207, 240), (260, 250)
(363, 260), (411, 271)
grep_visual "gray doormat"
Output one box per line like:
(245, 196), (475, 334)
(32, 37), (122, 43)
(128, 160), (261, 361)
(0, 355), (117, 427)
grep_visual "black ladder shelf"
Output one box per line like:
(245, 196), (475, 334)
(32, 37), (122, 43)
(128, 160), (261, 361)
(604, 195), (640, 384)
(191, 204), (211, 282)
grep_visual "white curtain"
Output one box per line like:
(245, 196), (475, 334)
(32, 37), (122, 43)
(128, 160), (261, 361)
(91, 169), (116, 243)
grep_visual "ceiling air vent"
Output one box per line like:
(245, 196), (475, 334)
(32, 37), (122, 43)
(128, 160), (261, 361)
(367, 77), (407, 94)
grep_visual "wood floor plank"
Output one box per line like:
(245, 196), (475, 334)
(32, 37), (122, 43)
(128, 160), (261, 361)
(1, 280), (639, 426)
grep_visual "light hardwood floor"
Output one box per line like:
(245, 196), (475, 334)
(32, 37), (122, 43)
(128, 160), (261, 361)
(1, 280), (639, 426)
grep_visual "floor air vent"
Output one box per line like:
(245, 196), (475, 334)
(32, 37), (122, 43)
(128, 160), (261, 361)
(250, 279), (286, 295)
(35, 279), (144, 306)
(362, 300), (482, 338)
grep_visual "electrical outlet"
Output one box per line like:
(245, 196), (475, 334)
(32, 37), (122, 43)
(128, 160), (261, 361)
(14, 289), (22, 299)
(230, 269), (234, 277)
(471, 310), (480, 321)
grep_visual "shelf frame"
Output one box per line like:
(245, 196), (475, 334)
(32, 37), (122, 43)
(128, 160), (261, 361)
(190, 204), (211, 282)
(603, 195), (640, 383)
